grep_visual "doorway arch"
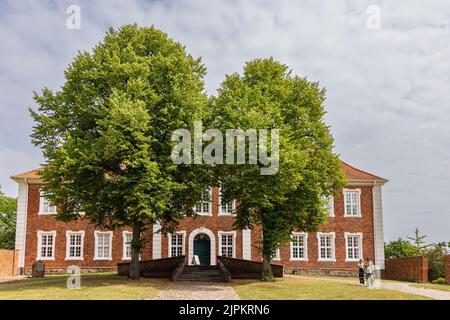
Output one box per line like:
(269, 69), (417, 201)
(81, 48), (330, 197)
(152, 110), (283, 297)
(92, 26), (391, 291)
(188, 227), (216, 265)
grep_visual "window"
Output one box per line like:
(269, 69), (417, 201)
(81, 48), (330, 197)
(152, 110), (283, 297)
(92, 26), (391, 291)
(290, 233), (308, 261)
(39, 191), (56, 215)
(219, 189), (235, 215)
(219, 232), (235, 258)
(169, 232), (185, 257)
(317, 233), (335, 261)
(344, 189), (361, 217)
(345, 233), (363, 261)
(37, 231), (56, 260)
(325, 196), (334, 217)
(272, 248), (280, 261)
(65, 231), (84, 260)
(94, 231), (113, 260)
(122, 231), (133, 260)
(194, 188), (211, 215)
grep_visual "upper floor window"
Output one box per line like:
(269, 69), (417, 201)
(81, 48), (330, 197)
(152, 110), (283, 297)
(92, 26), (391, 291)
(194, 188), (211, 216)
(37, 231), (56, 260)
(169, 232), (185, 257)
(219, 231), (235, 258)
(324, 196), (334, 217)
(219, 189), (235, 215)
(343, 189), (361, 217)
(66, 231), (85, 260)
(94, 231), (113, 260)
(290, 232), (308, 261)
(345, 232), (363, 261)
(122, 231), (133, 260)
(317, 232), (335, 261)
(39, 191), (57, 215)
(272, 248), (280, 261)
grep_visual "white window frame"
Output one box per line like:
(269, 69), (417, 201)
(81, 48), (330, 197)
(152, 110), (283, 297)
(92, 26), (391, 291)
(272, 248), (280, 261)
(326, 196), (334, 217)
(38, 191), (57, 215)
(168, 231), (186, 258)
(345, 232), (363, 262)
(219, 188), (236, 216)
(65, 231), (85, 261)
(37, 231), (56, 261)
(194, 187), (212, 216)
(317, 232), (336, 262)
(94, 231), (113, 261)
(122, 231), (133, 261)
(290, 232), (308, 261)
(343, 188), (362, 217)
(218, 231), (236, 258)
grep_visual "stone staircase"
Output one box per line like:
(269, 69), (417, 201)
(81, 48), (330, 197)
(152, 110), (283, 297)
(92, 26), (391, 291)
(177, 266), (224, 282)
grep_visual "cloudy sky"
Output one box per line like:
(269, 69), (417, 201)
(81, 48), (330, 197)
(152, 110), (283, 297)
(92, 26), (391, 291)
(1, 0), (449, 242)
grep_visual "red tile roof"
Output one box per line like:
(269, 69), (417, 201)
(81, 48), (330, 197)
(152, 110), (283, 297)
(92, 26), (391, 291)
(11, 162), (387, 183)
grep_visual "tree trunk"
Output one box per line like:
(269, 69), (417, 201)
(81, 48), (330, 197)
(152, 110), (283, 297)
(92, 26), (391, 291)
(261, 253), (273, 281)
(129, 224), (142, 280)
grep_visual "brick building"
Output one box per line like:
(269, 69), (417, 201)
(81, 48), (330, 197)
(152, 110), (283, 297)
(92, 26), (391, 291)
(11, 161), (387, 276)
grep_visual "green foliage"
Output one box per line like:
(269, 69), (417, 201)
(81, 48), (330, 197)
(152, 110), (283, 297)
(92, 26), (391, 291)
(0, 187), (17, 249)
(384, 238), (421, 259)
(426, 242), (447, 281)
(30, 25), (210, 277)
(431, 277), (446, 284)
(407, 228), (431, 255)
(211, 58), (345, 277)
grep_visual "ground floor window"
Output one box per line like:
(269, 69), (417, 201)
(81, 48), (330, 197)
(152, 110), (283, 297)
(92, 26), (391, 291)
(122, 231), (133, 260)
(169, 232), (185, 257)
(219, 232), (235, 258)
(94, 231), (113, 260)
(345, 232), (363, 261)
(66, 231), (84, 260)
(37, 231), (56, 260)
(290, 233), (307, 260)
(318, 232), (335, 261)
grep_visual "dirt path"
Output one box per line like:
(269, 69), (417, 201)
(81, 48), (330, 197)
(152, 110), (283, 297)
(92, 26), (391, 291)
(154, 281), (240, 300)
(294, 275), (450, 300)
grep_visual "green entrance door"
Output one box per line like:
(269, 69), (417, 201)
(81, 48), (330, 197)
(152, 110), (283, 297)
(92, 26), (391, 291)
(193, 234), (211, 265)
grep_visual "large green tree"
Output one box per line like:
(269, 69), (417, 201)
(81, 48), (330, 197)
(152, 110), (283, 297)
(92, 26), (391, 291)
(384, 238), (421, 259)
(0, 187), (16, 249)
(30, 25), (210, 279)
(211, 58), (345, 279)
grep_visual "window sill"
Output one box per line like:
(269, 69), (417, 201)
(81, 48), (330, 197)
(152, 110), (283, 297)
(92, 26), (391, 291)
(38, 212), (57, 216)
(93, 258), (112, 261)
(289, 258), (308, 262)
(37, 257), (55, 261)
(345, 258), (360, 262)
(343, 215), (362, 218)
(65, 257), (84, 261)
(317, 258), (336, 262)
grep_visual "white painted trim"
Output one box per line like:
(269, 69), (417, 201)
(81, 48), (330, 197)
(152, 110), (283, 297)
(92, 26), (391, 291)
(344, 232), (363, 262)
(194, 187), (212, 216)
(36, 230), (56, 261)
(290, 232), (308, 261)
(38, 190), (57, 215)
(317, 232), (336, 262)
(218, 231), (237, 258)
(122, 231), (133, 261)
(188, 227), (216, 265)
(168, 231), (186, 257)
(272, 248), (280, 261)
(343, 188), (362, 217)
(218, 188), (236, 216)
(242, 229), (251, 260)
(372, 185), (385, 269)
(65, 230), (85, 261)
(152, 223), (161, 259)
(93, 231), (113, 261)
(15, 182), (28, 269)
(328, 197), (335, 217)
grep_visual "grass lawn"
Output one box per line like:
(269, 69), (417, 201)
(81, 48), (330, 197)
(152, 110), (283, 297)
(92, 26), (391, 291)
(0, 274), (170, 300)
(231, 277), (431, 300)
(411, 283), (450, 292)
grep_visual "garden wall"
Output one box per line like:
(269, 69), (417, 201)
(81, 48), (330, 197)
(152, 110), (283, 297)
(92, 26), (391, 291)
(384, 256), (428, 282)
(445, 255), (450, 284)
(0, 249), (19, 277)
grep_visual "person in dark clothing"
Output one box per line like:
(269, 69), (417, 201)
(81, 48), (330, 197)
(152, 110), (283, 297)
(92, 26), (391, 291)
(357, 259), (365, 286)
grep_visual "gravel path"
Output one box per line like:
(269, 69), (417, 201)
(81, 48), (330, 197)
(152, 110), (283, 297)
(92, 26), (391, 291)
(154, 281), (240, 300)
(294, 275), (450, 300)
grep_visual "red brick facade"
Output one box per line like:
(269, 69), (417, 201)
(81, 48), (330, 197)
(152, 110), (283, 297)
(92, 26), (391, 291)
(12, 162), (387, 276)
(445, 255), (450, 284)
(384, 256), (428, 282)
